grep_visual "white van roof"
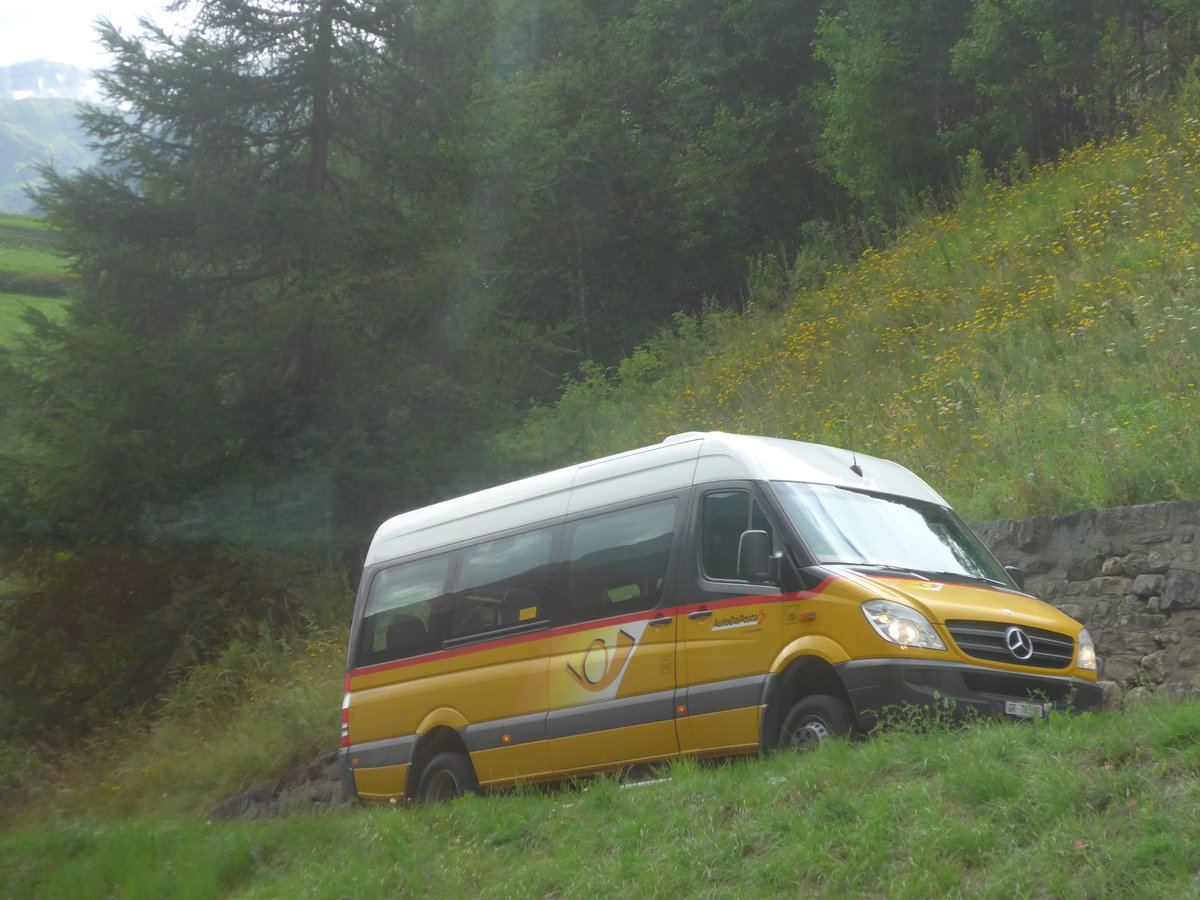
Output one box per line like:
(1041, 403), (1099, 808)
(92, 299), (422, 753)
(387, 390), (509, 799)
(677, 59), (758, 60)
(364, 432), (946, 566)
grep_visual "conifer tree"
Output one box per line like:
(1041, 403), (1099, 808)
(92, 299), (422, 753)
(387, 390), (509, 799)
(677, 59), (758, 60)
(20, 0), (499, 548)
(0, 0), (508, 737)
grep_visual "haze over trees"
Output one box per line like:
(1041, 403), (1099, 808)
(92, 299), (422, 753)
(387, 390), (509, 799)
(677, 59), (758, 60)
(1, 0), (1198, 741)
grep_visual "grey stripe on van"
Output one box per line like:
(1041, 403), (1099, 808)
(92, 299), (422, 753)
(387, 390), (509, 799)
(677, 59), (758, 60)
(684, 674), (769, 717)
(464, 712), (547, 752)
(546, 689), (677, 740)
(349, 734), (418, 768)
(351, 674), (770, 770)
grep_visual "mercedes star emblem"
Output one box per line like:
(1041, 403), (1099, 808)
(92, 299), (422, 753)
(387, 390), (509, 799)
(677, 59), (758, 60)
(1005, 626), (1034, 661)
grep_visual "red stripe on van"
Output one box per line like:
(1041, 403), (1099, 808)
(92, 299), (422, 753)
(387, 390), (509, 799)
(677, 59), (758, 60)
(346, 574), (842, 682)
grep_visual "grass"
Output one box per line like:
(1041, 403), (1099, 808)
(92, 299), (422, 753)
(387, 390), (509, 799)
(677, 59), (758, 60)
(498, 90), (1200, 522)
(0, 241), (69, 276)
(2, 628), (347, 823)
(0, 212), (72, 348)
(4, 697), (1200, 898)
(0, 292), (69, 347)
(0, 213), (52, 233)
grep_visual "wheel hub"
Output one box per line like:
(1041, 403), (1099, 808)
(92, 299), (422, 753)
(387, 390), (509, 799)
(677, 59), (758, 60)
(792, 718), (831, 749)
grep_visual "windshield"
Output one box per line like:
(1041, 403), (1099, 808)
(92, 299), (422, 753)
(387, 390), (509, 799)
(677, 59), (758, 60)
(772, 482), (1011, 587)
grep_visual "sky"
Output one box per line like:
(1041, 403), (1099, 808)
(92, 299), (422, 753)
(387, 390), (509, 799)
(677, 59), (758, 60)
(0, 2), (193, 71)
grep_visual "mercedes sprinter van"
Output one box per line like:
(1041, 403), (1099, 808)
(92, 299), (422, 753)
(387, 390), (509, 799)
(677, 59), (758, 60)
(340, 432), (1102, 801)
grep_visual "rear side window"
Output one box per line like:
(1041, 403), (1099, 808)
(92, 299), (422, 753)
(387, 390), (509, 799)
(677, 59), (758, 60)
(701, 490), (774, 581)
(451, 529), (555, 638)
(563, 499), (677, 624)
(357, 554), (452, 665)
(355, 529), (557, 666)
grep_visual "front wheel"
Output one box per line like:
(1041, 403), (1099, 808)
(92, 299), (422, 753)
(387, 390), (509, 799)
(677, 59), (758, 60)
(414, 752), (480, 802)
(778, 695), (855, 750)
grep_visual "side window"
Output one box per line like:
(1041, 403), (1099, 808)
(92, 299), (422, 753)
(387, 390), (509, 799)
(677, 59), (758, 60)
(450, 529), (555, 639)
(701, 490), (774, 581)
(564, 500), (677, 624)
(356, 553), (453, 665)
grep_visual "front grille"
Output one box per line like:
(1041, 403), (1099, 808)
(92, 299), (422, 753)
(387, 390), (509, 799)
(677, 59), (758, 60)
(944, 620), (1075, 670)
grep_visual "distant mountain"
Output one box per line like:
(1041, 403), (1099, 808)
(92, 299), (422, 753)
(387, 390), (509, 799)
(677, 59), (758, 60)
(0, 60), (101, 102)
(0, 62), (102, 215)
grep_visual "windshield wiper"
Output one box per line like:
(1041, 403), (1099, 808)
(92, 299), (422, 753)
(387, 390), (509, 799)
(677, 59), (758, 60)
(827, 562), (927, 579)
(830, 562), (1011, 589)
(920, 570), (1011, 589)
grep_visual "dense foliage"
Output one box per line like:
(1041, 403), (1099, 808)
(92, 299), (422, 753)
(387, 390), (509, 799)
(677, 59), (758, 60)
(500, 95), (1200, 522)
(1, 0), (1199, 741)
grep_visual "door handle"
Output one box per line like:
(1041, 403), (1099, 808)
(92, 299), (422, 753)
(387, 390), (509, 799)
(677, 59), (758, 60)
(649, 616), (672, 626)
(688, 609), (712, 620)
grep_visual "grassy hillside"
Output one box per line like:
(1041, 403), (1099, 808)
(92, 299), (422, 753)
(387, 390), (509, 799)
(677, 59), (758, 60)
(0, 95), (95, 216)
(4, 694), (1200, 898)
(7, 87), (1200, 900)
(0, 212), (70, 349)
(500, 93), (1200, 523)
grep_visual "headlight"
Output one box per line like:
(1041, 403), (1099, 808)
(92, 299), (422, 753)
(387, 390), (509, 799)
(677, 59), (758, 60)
(1077, 628), (1098, 671)
(862, 598), (946, 650)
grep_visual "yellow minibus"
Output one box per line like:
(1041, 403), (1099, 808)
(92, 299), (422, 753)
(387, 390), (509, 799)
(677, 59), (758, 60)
(340, 432), (1101, 801)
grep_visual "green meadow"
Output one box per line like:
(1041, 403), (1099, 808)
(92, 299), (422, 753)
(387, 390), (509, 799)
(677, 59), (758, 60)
(0, 213), (70, 349)
(5, 678), (1200, 899)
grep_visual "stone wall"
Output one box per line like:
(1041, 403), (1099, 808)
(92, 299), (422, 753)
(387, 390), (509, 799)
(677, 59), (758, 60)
(973, 500), (1200, 691)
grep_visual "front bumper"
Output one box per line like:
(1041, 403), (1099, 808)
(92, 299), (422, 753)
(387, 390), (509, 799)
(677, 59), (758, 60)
(837, 657), (1105, 732)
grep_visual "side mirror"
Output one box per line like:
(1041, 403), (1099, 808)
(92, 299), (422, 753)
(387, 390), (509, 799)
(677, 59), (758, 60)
(737, 530), (775, 583)
(1004, 565), (1027, 592)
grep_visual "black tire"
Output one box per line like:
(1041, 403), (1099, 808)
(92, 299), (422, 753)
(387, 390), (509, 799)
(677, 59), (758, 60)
(414, 752), (479, 802)
(778, 694), (855, 750)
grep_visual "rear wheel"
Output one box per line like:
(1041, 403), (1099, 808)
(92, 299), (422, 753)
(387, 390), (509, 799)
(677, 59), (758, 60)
(414, 752), (479, 802)
(778, 695), (855, 750)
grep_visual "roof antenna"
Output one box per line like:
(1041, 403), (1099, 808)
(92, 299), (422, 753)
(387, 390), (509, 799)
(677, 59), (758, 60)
(850, 452), (864, 478)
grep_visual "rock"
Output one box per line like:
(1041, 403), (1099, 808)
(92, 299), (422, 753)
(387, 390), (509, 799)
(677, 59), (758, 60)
(1163, 569), (1200, 611)
(1131, 574), (1165, 598)
(207, 750), (353, 820)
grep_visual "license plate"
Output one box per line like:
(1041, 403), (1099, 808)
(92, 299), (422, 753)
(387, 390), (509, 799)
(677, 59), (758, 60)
(1005, 699), (1049, 719)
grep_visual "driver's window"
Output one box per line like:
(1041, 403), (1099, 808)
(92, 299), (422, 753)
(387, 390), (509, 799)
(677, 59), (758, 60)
(701, 490), (773, 581)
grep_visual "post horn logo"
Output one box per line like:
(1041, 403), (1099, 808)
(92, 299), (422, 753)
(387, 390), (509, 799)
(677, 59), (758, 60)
(566, 629), (636, 692)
